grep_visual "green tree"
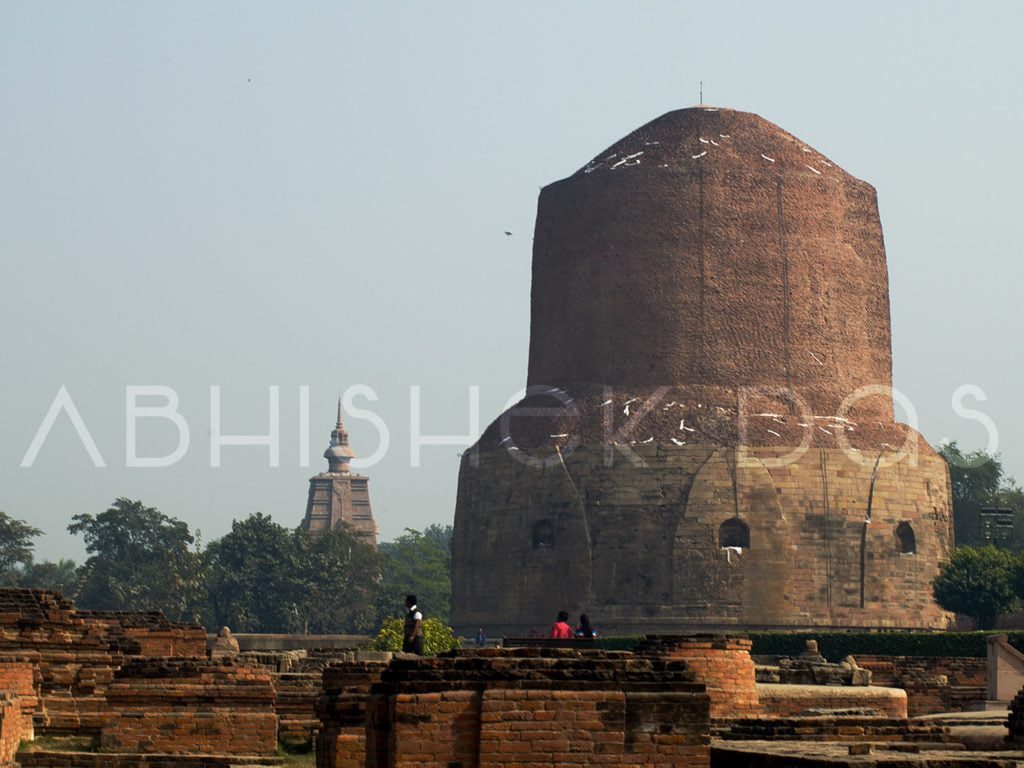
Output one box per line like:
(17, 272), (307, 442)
(937, 442), (1004, 546)
(932, 545), (1019, 629)
(202, 513), (303, 633)
(68, 498), (203, 621)
(294, 525), (382, 634)
(20, 558), (79, 595)
(377, 525), (452, 625)
(0, 511), (42, 586)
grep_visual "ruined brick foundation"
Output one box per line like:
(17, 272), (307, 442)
(316, 648), (711, 768)
(99, 658), (278, 756)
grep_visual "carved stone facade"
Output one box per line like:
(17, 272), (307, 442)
(300, 401), (377, 544)
(451, 107), (953, 633)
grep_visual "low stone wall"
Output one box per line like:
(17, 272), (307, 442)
(757, 684), (907, 719)
(640, 634), (761, 719)
(317, 648), (711, 768)
(724, 715), (947, 742)
(100, 659), (277, 756)
(856, 655), (986, 716)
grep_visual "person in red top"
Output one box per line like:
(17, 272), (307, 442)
(550, 610), (573, 639)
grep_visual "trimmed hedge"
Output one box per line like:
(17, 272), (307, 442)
(587, 632), (1024, 659)
(592, 635), (644, 652)
(745, 631), (1021, 660)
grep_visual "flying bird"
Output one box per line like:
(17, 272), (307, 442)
(504, 231), (513, 237)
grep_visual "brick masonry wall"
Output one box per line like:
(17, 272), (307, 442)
(0, 657), (40, 738)
(0, 590), (205, 735)
(274, 672), (321, 746)
(453, 445), (952, 634)
(326, 649), (711, 768)
(0, 694), (22, 765)
(724, 715), (945, 742)
(314, 662), (389, 768)
(100, 659), (278, 756)
(639, 635), (760, 719)
(856, 655), (986, 716)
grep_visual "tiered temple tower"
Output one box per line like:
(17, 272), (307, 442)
(300, 400), (378, 544)
(451, 106), (953, 634)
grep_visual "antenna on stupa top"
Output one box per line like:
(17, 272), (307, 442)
(699, 80), (703, 105)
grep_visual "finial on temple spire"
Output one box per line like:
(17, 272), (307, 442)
(336, 397), (344, 429)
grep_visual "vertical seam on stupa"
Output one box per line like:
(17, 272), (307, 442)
(860, 450), (885, 609)
(820, 448), (833, 618)
(776, 176), (794, 415)
(697, 110), (706, 381)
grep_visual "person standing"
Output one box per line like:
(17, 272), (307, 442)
(549, 610), (573, 639)
(403, 594), (425, 654)
(475, 628), (487, 648)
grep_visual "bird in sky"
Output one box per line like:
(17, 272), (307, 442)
(504, 231), (513, 237)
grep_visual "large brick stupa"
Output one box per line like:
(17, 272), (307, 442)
(451, 106), (953, 634)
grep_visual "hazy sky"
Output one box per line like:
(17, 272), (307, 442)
(1, 1), (1021, 561)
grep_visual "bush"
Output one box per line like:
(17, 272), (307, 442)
(370, 617), (461, 655)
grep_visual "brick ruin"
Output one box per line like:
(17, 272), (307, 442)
(100, 658), (277, 756)
(451, 106), (953, 634)
(0, 595), (1012, 768)
(313, 637), (1014, 768)
(317, 647), (712, 768)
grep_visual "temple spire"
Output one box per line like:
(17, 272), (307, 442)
(324, 399), (354, 473)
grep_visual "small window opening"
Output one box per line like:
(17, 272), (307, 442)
(719, 518), (750, 549)
(532, 520), (554, 549)
(897, 521), (916, 555)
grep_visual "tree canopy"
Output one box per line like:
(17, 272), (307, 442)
(68, 498), (203, 620)
(932, 545), (1019, 629)
(0, 511), (42, 585)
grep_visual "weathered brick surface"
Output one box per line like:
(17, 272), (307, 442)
(454, 445), (951, 634)
(756, 684), (907, 719)
(1005, 683), (1024, 745)
(315, 662), (390, 768)
(0, 656), (39, 738)
(0, 693), (23, 765)
(274, 672), (321, 746)
(18, 753), (282, 767)
(640, 635), (760, 719)
(317, 648), (711, 768)
(856, 655), (986, 716)
(77, 612), (206, 658)
(451, 106), (953, 635)
(0, 589), (205, 734)
(723, 715), (946, 742)
(100, 659), (277, 756)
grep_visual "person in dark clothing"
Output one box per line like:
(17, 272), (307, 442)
(475, 628), (487, 648)
(575, 613), (596, 639)
(403, 594), (424, 654)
